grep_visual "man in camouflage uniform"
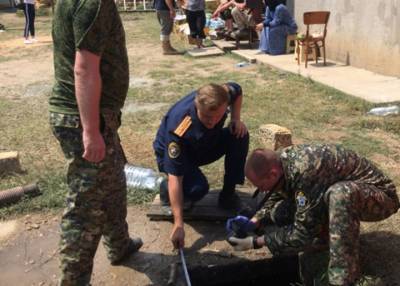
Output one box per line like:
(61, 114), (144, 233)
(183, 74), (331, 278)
(50, 0), (142, 284)
(227, 144), (399, 286)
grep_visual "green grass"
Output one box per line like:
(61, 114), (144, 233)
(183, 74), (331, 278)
(1, 12), (400, 219)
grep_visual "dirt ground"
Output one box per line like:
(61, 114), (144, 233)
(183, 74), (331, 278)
(0, 13), (264, 286)
(1, 11), (400, 286)
(1, 205), (400, 286)
(0, 206), (268, 286)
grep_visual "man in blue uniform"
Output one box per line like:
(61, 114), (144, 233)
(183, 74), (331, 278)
(153, 82), (249, 248)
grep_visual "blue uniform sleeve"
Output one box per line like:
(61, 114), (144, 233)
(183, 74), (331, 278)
(162, 133), (187, 177)
(226, 82), (243, 104)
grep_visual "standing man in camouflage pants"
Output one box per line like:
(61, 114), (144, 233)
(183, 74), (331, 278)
(49, 0), (142, 284)
(154, 0), (181, 55)
(227, 144), (399, 286)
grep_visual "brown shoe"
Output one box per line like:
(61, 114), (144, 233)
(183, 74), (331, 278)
(162, 41), (183, 55)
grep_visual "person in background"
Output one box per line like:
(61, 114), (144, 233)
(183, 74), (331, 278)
(22, 0), (36, 44)
(154, 0), (182, 55)
(255, 0), (297, 55)
(229, 0), (264, 40)
(184, 0), (206, 48)
(212, 0), (234, 38)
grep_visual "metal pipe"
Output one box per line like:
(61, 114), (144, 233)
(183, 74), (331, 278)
(179, 248), (192, 286)
(0, 183), (41, 206)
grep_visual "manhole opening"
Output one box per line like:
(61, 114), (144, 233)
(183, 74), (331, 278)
(187, 255), (300, 286)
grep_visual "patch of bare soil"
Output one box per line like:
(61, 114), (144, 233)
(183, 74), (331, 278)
(126, 38), (257, 81)
(368, 130), (400, 156)
(0, 36), (54, 99)
(1, 205), (400, 285)
(0, 35), (53, 57)
(0, 219), (18, 243)
(0, 206), (266, 286)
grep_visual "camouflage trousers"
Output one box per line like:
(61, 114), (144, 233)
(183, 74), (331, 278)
(300, 181), (399, 286)
(50, 111), (131, 286)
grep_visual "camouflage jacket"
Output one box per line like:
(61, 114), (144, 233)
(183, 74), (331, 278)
(261, 144), (395, 255)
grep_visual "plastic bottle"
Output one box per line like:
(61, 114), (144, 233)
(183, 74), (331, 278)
(124, 164), (164, 191)
(367, 105), (400, 116)
(235, 61), (250, 68)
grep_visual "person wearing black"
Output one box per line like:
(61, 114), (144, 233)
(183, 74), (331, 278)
(23, 0), (36, 44)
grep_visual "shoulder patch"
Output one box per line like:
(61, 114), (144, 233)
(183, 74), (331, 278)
(168, 142), (181, 159)
(173, 116), (192, 137)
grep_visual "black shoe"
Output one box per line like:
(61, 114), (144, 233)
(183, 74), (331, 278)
(183, 200), (194, 211)
(231, 29), (249, 40)
(111, 237), (143, 266)
(161, 200), (194, 215)
(161, 205), (172, 215)
(159, 178), (169, 206)
(218, 192), (241, 210)
(160, 178), (194, 212)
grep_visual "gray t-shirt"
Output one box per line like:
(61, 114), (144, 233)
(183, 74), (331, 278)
(185, 0), (205, 11)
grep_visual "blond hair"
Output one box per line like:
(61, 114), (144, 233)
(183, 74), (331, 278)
(195, 83), (229, 111)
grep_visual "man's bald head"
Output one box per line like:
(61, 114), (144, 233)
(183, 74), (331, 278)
(245, 148), (281, 180)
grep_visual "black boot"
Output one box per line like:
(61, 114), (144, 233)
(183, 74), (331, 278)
(218, 185), (241, 210)
(159, 178), (170, 206)
(159, 179), (193, 213)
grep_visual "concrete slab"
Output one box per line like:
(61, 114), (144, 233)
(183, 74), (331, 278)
(212, 40), (256, 51)
(187, 46), (224, 57)
(212, 40), (237, 51)
(232, 50), (400, 103)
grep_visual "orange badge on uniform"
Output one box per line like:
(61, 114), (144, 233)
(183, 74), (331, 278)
(168, 142), (181, 159)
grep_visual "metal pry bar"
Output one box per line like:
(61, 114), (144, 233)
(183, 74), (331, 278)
(179, 248), (192, 286)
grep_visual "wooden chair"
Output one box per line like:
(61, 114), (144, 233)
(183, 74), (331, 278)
(296, 11), (330, 68)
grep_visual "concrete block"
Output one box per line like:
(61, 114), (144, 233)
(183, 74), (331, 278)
(0, 151), (22, 176)
(257, 124), (292, 150)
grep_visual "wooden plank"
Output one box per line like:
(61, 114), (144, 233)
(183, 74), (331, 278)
(212, 40), (257, 51)
(187, 46), (225, 57)
(212, 40), (237, 51)
(147, 189), (261, 221)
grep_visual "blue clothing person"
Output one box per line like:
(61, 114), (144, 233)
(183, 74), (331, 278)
(153, 82), (249, 204)
(259, 4), (297, 55)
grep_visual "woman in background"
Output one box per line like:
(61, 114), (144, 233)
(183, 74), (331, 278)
(23, 0), (36, 44)
(256, 0), (297, 55)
